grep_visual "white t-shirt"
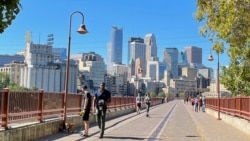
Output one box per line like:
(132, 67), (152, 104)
(144, 96), (151, 103)
(136, 96), (142, 103)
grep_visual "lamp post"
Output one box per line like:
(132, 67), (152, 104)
(63, 11), (88, 123)
(134, 75), (138, 94)
(208, 52), (221, 120)
(134, 75), (138, 111)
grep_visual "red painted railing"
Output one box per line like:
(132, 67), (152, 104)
(205, 97), (250, 121)
(0, 89), (162, 129)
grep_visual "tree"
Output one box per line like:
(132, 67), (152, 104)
(137, 83), (146, 96)
(149, 92), (156, 98)
(178, 92), (185, 99)
(158, 92), (166, 98)
(30, 86), (38, 91)
(0, 73), (10, 89)
(0, 0), (22, 33)
(7, 83), (26, 91)
(196, 0), (250, 96)
(7, 83), (38, 91)
(0, 72), (39, 91)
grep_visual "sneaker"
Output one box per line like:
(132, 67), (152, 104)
(80, 132), (89, 137)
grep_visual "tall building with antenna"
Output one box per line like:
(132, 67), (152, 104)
(21, 31), (77, 92)
(47, 34), (54, 46)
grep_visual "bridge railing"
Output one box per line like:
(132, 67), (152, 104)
(206, 97), (250, 121)
(0, 89), (162, 129)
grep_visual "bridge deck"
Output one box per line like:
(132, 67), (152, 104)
(39, 100), (250, 141)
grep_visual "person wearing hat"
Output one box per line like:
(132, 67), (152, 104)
(80, 86), (92, 137)
(93, 82), (111, 139)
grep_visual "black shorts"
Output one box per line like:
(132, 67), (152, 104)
(82, 110), (90, 121)
(137, 103), (141, 108)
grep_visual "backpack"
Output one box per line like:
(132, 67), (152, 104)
(95, 89), (111, 109)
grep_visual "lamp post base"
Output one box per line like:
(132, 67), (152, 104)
(217, 112), (221, 120)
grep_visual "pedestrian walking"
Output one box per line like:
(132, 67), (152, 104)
(202, 95), (206, 112)
(144, 93), (151, 117)
(191, 97), (195, 110)
(80, 86), (92, 137)
(194, 97), (199, 112)
(93, 83), (111, 139)
(199, 96), (202, 111)
(136, 93), (142, 114)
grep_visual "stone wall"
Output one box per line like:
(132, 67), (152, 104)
(0, 107), (134, 141)
(206, 108), (250, 135)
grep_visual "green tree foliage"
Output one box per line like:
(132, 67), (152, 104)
(178, 92), (185, 99)
(7, 83), (27, 90)
(0, 0), (22, 33)
(138, 83), (146, 96)
(149, 92), (156, 98)
(0, 72), (38, 91)
(157, 92), (166, 98)
(165, 93), (171, 99)
(0, 73), (10, 89)
(31, 86), (38, 91)
(196, 0), (250, 96)
(7, 83), (38, 91)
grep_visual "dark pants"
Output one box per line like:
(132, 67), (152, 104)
(146, 103), (150, 113)
(195, 103), (198, 112)
(96, 108), (107, 137)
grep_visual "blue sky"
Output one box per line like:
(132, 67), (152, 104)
(0, 0), (229, 72)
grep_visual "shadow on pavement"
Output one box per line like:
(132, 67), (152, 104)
(102, 135), (145, 140)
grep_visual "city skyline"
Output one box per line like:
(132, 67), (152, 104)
(0, 0), (229, 71)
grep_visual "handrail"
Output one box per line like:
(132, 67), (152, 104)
(0, 89), (163, 129)
(205, 97), (250, 121)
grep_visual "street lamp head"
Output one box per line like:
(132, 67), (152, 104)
(208, 54), (214, 61)
(77, 24), (88, 34)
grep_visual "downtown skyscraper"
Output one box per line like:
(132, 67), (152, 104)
(144, 33), (158, 61)
(184, 46), (202, 65)
(128, 37), (146, 77)
(163, 48), (179, 78)
(107, 26), (123, 74)
(127, 37), (144, 64)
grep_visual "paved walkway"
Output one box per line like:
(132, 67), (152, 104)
(39, 100), (250, 141)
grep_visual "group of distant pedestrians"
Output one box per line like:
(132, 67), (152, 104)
(79, 84), (158, 139)
(187, 95), (206, 112)
(79, 84), (168, 139)
(136, 93), (151, 117)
